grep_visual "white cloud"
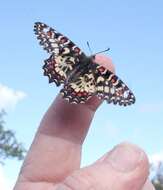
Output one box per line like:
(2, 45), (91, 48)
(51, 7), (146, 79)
(149, 152), (163, 166)
(0, 165), (14, 190)
(0, 84), (27, 111)
(0, 166), (6, 190)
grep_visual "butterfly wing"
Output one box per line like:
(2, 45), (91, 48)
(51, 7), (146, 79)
(60, 69), (96, 104)
(43, 54), (81, 86)
(95, 65), (135, 106)
(60, 64), (136, 105)
(34, 22), (85, 86)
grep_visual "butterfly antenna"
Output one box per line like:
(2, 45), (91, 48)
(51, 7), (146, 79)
(94, 47), (110, 55)
(87, 41), (93, 55)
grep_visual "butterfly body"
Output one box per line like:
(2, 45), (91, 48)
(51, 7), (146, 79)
(66, 56), (95, 81)
(34, 22), (136, 106)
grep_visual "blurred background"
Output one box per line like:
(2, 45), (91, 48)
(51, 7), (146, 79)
(0, 0), (163, 189)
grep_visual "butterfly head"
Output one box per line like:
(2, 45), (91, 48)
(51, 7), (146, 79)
(87, 42), (110, 56)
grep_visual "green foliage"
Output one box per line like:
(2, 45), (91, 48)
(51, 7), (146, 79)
(0, 110), (26, 164)
(151, 161), (163, 190)
(152, 182), (163, 190)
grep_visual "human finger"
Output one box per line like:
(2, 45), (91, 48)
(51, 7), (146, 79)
(16, 55), (114, 184)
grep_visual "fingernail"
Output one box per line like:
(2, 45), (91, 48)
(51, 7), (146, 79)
(105, 143), (144, 172)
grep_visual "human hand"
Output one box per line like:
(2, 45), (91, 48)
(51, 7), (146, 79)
(14, 55), (154, 190)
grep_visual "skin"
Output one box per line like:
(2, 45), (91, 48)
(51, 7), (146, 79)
(14, 55), (155, 190)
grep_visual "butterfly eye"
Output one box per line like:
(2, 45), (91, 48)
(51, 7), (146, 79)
(92, 55), (95, 59)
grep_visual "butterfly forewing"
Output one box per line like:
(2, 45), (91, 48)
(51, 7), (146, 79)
(34, 22), (86, 86)
(34, 22), (84, 56)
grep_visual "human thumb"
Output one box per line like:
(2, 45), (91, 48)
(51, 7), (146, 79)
(55, 143), (150, 190)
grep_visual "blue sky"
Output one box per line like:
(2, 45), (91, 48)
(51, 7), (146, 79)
(0, 0), (163, 189)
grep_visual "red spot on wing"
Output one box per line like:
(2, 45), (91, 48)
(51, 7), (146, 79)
(83, 92), (88, 96)
(60, 37), (68, 43)
(74, 47), (80, 53)
(99, 66), (105, 73)
(111, 76), (118, 83)
(47, 31), (53, 37)
(77, 92), (82, 97)
(111, 78), (116, 83)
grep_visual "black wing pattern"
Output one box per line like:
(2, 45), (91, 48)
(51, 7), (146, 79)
(95, 65), (135, 106)
(60, 69), (96, 104)
(34, 22), (85, 86)
(60, 64), (135, 106)
(34, 22), (136, 106)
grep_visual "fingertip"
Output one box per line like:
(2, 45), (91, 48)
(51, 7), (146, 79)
(94, 142), (150, 190)
(95, 54), (115, 73)
(54, 94), (102, 112)
(84, 96), (103, 112)
(99, 142), (149, 173)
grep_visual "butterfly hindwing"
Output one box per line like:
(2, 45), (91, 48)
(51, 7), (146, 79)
(60, 69), (96, 104)
(43, 54), (81, 86)
(95, 65), (135, 106)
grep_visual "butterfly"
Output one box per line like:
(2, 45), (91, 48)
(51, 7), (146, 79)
(34, 22), (136, 106)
